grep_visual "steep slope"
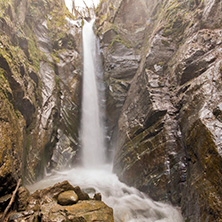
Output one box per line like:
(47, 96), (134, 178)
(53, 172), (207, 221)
(96, 0), (222, 220)
(0, 0), (81, 199)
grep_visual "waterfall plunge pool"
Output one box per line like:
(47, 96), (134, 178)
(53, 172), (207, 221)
(27, 165), (184, 222)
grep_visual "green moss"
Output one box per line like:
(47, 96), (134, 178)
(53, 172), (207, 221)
(162, 15), (188, 38)
(108, 34), (131, 49)
(0, 68), (11, 98)
(51, 51), (60, 63)
(0, 0), (12, 18)
(28, 35), (40, 71)
(161, 39), (170, 47)
(0, 82), (25, 179)
(47, 3), (72, 43)
(155, 0), (189, 42)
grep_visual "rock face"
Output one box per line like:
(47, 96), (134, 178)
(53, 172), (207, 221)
(97, 0), (222, 221)
(0, 0), (82, 199)
(9, 181), (114, 222)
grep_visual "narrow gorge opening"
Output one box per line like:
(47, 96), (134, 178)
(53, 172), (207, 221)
(1, 0), (222, 221)
(28, 16), (184, 222)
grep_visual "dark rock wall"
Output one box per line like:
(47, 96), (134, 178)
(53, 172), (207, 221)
(96, 0), (222, 220)
(0, 0), (82, 196)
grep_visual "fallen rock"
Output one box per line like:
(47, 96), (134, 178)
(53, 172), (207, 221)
(74, 186), (90, 200)
(93, 193), (102, 201)
(57, 190), (78, 206)
(8, 181), (114, 222)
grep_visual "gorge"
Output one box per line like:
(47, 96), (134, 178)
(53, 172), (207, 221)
(0, 0), (222, 221)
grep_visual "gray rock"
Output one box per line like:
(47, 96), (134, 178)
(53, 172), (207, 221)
(97, 0), (222, 221)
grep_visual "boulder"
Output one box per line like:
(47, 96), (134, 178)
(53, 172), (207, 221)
(93, 193), (102, 201)
(74, 186), (90, 201)
(57, 190), (79, 206)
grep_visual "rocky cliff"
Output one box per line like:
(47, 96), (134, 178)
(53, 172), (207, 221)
(0, 0), (81, 199)
(96, 0), (222, 221)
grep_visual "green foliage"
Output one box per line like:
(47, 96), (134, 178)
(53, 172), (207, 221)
(161, 0), (189, 41)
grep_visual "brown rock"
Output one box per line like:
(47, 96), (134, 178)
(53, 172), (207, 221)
(0, 194), (11, 211)
(74, 186), (90, 200)
(17, 186), (30, 211)
(66, 200), (113, 222)
(93, 193), (102, 201)
(58, 190), (78, 206)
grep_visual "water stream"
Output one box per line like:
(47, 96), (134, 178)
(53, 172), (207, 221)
(28, 19), (184, 222)
(81, 19), (106, 168)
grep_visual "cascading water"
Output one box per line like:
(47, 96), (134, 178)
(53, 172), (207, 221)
(81, 19), (106, 168)
(28, 19), (184, 222)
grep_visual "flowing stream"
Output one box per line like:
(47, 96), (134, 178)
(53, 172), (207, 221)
(29, 20), (184, 222)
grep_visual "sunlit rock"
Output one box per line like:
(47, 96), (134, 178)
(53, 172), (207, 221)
(57, 190), (79, 205)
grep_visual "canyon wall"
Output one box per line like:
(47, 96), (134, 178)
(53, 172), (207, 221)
(96, 0), (222, 220)
(0, 0), (81, 197)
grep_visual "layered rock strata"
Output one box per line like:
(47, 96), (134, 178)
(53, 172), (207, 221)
(96, 0), (222, 220)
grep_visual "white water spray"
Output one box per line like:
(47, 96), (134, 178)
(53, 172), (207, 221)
(28, 18), (184, 222)
(81, 19), (106, 168)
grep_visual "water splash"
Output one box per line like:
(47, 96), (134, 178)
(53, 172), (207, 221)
(28, 166), (184, 222)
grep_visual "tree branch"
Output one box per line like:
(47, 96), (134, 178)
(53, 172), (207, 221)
(1, 179), (21, 222)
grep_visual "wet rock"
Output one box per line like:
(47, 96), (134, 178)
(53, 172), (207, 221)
(0, 194), (11, 211)
(58, 190), (78, 206)
(16, 181), (114, 222)
(29, 181), (76, 202)
(0, 0), (82, 190)
(8, 212), (24, 221)
(17, 186), (30, 211)
(74, 186), (90, 201)
(93, 193), (102, 201)
(65, 200), (113, 222)
(8, 210), (35, 222)
(97, 0), (222, 221)
(67, 216), (87, 222)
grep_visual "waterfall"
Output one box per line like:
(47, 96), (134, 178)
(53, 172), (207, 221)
(81, 19), (106, 168)
(29, 17), (184, 222)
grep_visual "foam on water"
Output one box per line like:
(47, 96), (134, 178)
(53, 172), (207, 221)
(28, 166), (183, 222)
